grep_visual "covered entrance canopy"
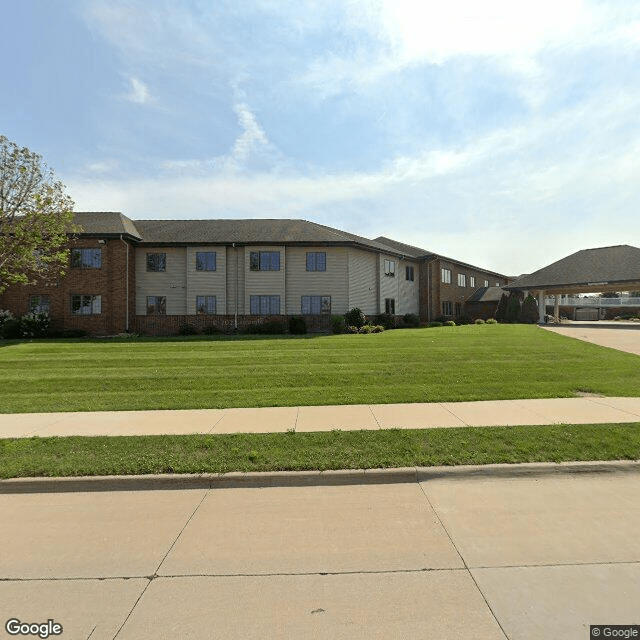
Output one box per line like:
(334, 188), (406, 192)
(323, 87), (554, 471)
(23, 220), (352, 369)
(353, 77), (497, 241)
(504, 245), (640, 323)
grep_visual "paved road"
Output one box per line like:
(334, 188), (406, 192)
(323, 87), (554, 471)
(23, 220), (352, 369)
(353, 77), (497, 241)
(1, 462), (639, 639)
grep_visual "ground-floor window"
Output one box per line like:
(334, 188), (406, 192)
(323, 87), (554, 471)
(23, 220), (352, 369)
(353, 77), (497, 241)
(301, 295), (331, 314)
(196, 295), (216, 314)
(71, 295), (101, 315)
(29, 295), (50, 314)
(250, 295), (280, 315)
(385, 298), (395, 314)
(442, 301), (453, 315)
(147, 296), (166, 315)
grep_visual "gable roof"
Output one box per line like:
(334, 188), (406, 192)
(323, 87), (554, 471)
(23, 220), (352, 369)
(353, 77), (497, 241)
(505, 245), (640, 292)
(74, 212), (142, 240)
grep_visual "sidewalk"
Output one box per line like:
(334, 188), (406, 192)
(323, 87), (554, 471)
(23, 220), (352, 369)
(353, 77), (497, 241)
(2, 396), (640, 438)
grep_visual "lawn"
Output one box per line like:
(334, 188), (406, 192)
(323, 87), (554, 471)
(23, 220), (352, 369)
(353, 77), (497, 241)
(2, 423), (639, 478)
(1, 324), (639, 413)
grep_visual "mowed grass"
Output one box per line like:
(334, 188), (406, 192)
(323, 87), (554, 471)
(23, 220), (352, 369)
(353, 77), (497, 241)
(2, 423), (640, 478)
(1, 324), (640, 413)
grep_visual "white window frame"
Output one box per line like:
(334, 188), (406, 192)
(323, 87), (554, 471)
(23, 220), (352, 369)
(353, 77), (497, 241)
(458, 273), (466, 287)
(441, 268), (451, 284)
(384, 259), (396, 277)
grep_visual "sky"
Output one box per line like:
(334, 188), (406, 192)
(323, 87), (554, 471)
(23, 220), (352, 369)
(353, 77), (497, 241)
(2, 0), (640, 276)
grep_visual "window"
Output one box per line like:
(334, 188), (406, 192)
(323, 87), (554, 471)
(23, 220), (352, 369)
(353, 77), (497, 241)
(406, 266), (414, 281)
(384, 259), (396, 277)
(306, 252), (326, 272)
(442, 301), (453, 316)
(146, 296), (166, 315)
(250, 251), (280, 271)
(484, 280), (489, 287)
(470, 276), (475, 288)
(441, 268), (451, 284)
(196, 295), (216, 315)
(71, 295), (101, 315)
(195, 252), (216, 271)
(495, 282), (500, 287)
(457, 273), (467, 287)
(250, 295), (281, 315)
(385, 298), (395, 314)
(71, 248), (102, 269)
(29, 295), (50, 314)
(147, 253), (166, 272)
(301, 295), (331, 314)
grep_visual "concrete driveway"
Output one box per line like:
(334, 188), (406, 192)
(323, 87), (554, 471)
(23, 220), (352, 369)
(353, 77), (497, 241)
(540, 321), (640, 356)
(1, 462), (639, 639)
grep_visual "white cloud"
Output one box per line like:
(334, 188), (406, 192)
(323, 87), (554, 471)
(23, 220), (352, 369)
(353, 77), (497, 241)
(123, 77), (151, 104)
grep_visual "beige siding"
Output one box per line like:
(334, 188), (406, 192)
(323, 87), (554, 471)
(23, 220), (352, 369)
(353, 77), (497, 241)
(135, 247), (187, 315)
(285, 247), (348, 315)
(225, 246), (245, 314)
(379, 254), (399, 312)
(244, 246), (286, 313)
(348, 249), (378, 314)
(185, 247), (226, 314)
(398, 260), (419, 315)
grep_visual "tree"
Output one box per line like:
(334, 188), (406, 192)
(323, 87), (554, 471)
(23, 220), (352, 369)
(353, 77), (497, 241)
(518, 293), (539, 323)
(0, 136), (76, 293)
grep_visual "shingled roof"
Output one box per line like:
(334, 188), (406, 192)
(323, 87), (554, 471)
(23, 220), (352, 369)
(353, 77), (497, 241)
(505, 245), (640, 292)
(466, 286), (506, 303)
(74, 212), (142, 240)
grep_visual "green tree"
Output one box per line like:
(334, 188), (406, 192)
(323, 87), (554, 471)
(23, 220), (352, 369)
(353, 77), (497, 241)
(0, 136), (76, 293)
(518, 294), (539, 324)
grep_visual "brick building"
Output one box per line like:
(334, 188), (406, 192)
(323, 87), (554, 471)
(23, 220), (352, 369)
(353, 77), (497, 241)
(0, 212), (510, 335)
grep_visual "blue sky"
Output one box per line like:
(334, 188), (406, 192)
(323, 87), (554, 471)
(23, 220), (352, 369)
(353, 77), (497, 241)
(3, 0), (640, 275)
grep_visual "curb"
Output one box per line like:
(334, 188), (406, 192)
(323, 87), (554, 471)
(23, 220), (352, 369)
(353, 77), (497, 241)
(1, 460), (639, 493)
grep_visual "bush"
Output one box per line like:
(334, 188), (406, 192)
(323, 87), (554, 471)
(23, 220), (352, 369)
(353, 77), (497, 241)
(485, 318), (498, 324)
(359, 324), (373, 334)
(403, 313), (420, 328)
(245, 321), (287, 335)
(456, 314), (473, 325)
(474, 318), (485, 324)
(288, 316), (307, 335)
(345, 325), (360, 334)
(433, 315), (448, 323)
(178, 324), (199, 336)
(344, 307), (366, 329)
(202, 325), (222, 335)
(376, 313), (396, 330)
(495, 294), (508, 323)
(519, 294), (539, 324)
(1, 318), (23, 339)
(20, 311), (51, 338)
(331, 315), (346, 334)
(371, 325), (385, 333)
(444, 320), (456, 326)
(61, 328), (88, 338)
(505, 294), (521, 323)
(427, 321), (443, 328)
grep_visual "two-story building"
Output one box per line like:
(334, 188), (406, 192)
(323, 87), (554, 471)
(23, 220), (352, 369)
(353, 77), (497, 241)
(0, 212), (510, 335)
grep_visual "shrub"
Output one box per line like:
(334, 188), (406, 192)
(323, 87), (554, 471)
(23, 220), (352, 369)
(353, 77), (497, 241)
(245, 321), (287, 335)
(444, 320), (456, 326)
(428, 321), (443, 327)
(485, 318), (498, 324)
(202, 325), (222, 335)
(505, 294), (521, 324)
(331, 315), (346, 334)
(495, 294), (508, 323)
(402, 313), (420, 328)
(345, 325), (360, 334)
(371, 325), (385, 333)
(344, 307), (366, 329)
(61, 328), (88, 338)
(376, 313), (396, 330)
(20, 311), (51, 338)
(1, 318), (23, 339)
(288, 316), (307, 335)
(519, 294), (539, 324)
(474, 318), (485, 324)
(359, 324), (373, 334)
(456, 314), (473, 325)
(178, 324), (199, 336)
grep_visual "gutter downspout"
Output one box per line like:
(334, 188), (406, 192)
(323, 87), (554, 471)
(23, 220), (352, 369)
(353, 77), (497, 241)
(120, 235), (129, 331)
(233, 243), (238, 330)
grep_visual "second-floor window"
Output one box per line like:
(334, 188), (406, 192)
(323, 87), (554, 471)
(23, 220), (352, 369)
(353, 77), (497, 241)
(406, 266), (414, 281)
(441, 268), (451, 284)
(458, 273), (466, 287)
(470, 276), (475, 288)
(71, 248), (102, 269)
(384, 260), (395, 277)
(250, 251), (280, 271)
(147, 253), (166, 272)
(196, 252), (216, 271)
(306, 252), (326, 271)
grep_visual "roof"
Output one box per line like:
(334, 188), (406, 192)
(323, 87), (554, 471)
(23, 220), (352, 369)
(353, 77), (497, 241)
(74, 212), (142, 240)
(505, 245), (640, 292)
(466, 286), (506, 303)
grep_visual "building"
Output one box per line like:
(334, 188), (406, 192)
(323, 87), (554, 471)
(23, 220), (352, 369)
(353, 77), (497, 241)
(0, 212), (510, 335)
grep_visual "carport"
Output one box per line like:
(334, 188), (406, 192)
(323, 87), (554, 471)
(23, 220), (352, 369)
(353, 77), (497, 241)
(504, 245), (640, 323)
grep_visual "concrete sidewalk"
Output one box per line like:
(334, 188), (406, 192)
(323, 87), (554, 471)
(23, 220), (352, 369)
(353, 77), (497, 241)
(2, 396), (640, 438)
(2, 461), (639, 639)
